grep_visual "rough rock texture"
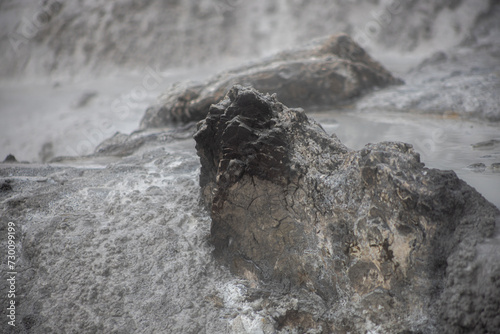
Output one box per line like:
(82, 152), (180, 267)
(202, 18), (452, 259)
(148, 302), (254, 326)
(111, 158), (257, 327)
(357, 44), (500, 122)
(0, 138), (248, 334)
(140, 34), (402, 127)
(1, 86), (499, 333)
(194, 85), (500, 333)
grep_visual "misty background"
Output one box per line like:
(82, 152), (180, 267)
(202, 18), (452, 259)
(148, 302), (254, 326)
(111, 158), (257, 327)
(2, 0), (498, 77)
(0, 0), (499, 167)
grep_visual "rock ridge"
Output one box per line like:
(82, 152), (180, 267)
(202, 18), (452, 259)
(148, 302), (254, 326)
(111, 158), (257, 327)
(141, 34), (403, 127)
(194, 85), (500, 333)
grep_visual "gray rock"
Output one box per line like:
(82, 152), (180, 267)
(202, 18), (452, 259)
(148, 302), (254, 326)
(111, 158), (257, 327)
(0, 138), (242, 334)
(472, 139), (500, 149)
(3, 154), (18, 163)
(140, 34), (402, 127)
(1, 86), (499, 333)
(194, 85), (500, 333)
(466, 162), (487, 172)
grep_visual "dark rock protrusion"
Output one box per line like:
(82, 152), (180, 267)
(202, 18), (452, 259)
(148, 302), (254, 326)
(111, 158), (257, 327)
(194, 85), (500, 333)
(141, 33), (403, 128)
(3, 154), (18, 163)
(0, 179), (13, 192)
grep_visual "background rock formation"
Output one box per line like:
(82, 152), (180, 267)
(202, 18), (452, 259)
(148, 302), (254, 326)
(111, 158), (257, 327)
(140, 34), (402, 127)
(1, 0), (497, 79)
(194, 85), (500, 332)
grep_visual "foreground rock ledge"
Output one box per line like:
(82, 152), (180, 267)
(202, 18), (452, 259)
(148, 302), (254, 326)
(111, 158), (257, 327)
(194, 85), (500, 333)
(141, 33), (403, 127)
